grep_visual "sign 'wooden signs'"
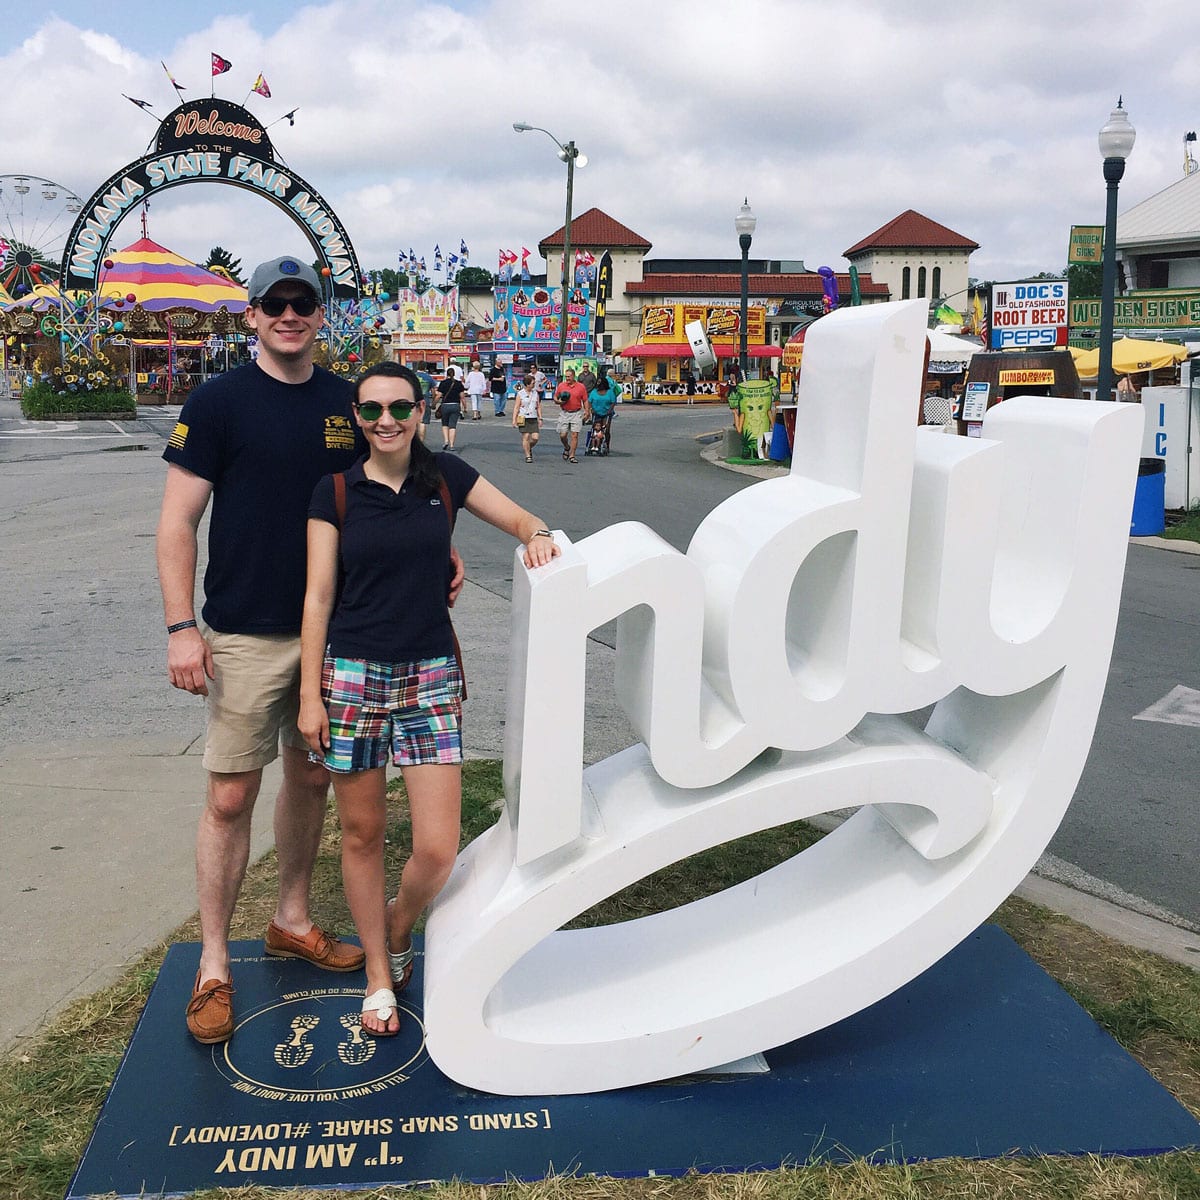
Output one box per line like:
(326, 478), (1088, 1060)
(1068, 225), (1103, 264)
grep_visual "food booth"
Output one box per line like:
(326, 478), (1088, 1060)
(390, 286), (456, 374)
(619, 303), (779, 402)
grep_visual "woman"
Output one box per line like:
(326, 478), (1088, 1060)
(435, 365), (464, 450)
(512, 372), (543, 462)
(586, 366), (621, 456)
(299, 362), (560, 1036)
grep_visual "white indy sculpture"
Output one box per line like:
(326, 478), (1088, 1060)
(425, 298), (1143, 1096)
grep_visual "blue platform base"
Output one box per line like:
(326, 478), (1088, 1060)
(68, 925), (1200, 1197)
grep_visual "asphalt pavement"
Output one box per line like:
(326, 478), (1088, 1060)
(1, 394), (1196, 1053)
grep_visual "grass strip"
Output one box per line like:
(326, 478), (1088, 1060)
(3, 761), (1198, 1200)
(1163, 508), (1200, 543)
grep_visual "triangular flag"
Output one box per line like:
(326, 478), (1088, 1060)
(161, 61), (185, 94)
(252, 73), (271, 98)
(211, 53), (232, 76)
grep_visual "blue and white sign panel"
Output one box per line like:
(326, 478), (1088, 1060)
(989, 280), (1069, 350)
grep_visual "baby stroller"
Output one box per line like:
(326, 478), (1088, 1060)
(584, 409), (613, 456)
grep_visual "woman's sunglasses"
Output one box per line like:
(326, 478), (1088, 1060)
(356, 400), (416, 422)
(257, 294), (320, 317)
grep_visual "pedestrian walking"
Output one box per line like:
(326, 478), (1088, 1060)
(298, 361), (560, 1035)
(513, 372), (543, 462)
(465, 359), (487, 420)
(554, 367), (590, 463)
(436, 365), (465, 450)
(585, 368), (620, 456)
(490, 363), (507, 416)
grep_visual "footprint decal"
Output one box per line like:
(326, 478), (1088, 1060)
(337, 1011), (376, 1066)
(273, 1014), (320, 1068)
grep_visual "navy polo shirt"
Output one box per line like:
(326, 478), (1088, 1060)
(163, 363), (362, 634)
(309, 453), (480, 663)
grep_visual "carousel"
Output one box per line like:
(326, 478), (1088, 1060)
(2, 232), (249, 398)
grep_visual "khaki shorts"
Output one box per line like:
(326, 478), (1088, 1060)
(203, 628), (308, 773)
(557, 409), (584, 435)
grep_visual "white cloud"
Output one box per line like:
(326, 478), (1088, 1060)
(1, 1), (1194, 286)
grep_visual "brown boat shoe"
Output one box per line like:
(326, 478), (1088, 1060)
(264, 920), (365, 972)
(186, 971), (235, 1044)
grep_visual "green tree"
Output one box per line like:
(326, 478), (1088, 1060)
(1065, 261), (1103, 299)
(205, 246), (245, 285)
(456, 265), (495, 287)
(373, 267), (407, 296)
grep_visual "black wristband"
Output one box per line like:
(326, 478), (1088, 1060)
(167, 619), (198, 634)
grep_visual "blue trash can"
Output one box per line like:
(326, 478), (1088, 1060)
(1130, 457), (1165, 536)
(768, 418), (790, 462)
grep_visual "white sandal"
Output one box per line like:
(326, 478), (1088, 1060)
(361, 987), (398, 1037)
(386, 898), (415, 991)
(388, 943), (414, 992)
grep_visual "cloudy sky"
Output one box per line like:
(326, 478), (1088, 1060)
(2, 1), (1195, 296)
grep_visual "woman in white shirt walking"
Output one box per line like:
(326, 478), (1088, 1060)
(512, 373), (543, 463)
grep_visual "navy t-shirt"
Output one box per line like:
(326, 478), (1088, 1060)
(163, 363), (362, 634)
(309, 453), (480, 662)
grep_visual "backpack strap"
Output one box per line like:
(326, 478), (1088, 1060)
(333, 472), (347, 529)
(436, 472), (468, 700)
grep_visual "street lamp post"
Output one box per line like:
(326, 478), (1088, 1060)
(513, 122), (587, 372)
(735, 199), (756, 379)
(1097, 98), (1136, 402)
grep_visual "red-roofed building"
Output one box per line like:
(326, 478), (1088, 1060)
(843, 209), (979, 313)
(512, 205), (968, 398)
(538, 208), (654, 361)
(536, 208), (892, 365)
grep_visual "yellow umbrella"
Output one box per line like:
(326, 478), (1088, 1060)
(1073, 337), (1188, 380)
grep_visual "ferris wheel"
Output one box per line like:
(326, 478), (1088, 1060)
(0, 174), (84, 298)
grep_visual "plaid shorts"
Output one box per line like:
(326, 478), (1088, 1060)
(317, 654), (463, 773)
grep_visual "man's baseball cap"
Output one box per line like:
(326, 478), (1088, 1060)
(247, 256), (322, 305)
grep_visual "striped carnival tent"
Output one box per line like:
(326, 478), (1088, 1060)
(95, 237), (248, 313)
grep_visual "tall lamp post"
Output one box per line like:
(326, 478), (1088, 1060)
(1097, 98), (1136, 402)
(513, 122), (587, 372)
(735, 199), (756, 379)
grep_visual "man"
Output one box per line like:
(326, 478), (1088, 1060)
(157, 255), (462, 1044)
(554, 367), (590, 463)
(489, 362), (507, 416)
(464, 359), (488, 420)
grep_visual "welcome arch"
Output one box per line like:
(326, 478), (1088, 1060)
(58, 99), (363, 355)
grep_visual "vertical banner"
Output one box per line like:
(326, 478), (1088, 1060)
(593, 250), (613, 350)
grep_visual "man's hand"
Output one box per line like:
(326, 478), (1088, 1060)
(167, 626), (215, 696)
(448, 545), (466, 607)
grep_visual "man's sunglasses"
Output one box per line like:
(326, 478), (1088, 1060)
(256, 294), (320, 317)
(356, 400), (416, 422)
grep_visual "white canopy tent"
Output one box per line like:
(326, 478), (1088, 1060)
(927, 325), (983, 373)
